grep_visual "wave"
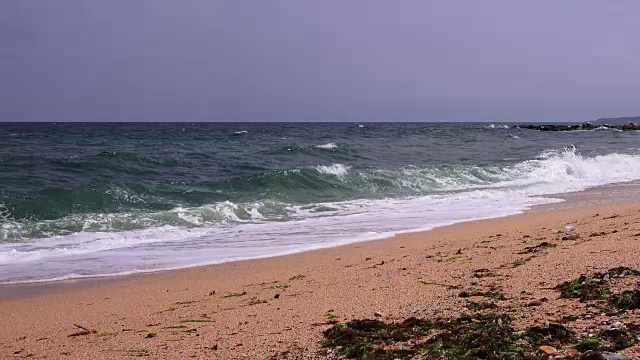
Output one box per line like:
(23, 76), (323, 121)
(266, 143), (359, 158)
(0, 199), (293, 241)
(0, 190), (541, 283)
(315, 163), (350, 176)
(5, 148), (640, 240)
(594, 126), (623, 132)
(484, 124), (510, 129)
(315, 142), (338, 150)
(5, 147), (640, 282)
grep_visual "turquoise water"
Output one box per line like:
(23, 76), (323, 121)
(1, 122), (640, 283)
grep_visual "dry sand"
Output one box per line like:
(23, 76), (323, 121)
(2, 202), (640, 359)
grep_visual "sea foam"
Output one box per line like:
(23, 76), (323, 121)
(315, 163), (350, 176)
(4, 148), (640, 283)
(315, 142), (338, 150)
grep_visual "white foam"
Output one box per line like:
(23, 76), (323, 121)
(499, 147), (640, 194)
(0, 192), (551, 284)
(0, 226), (213, 265)
(315, 142), (338, 150)
(315, 163), (350, 176)
(5, 148), (640, 283)
(484, 124), (509, 129)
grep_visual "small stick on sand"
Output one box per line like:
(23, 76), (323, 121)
(67, 324), (97, 337)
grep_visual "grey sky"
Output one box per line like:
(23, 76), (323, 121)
(2, 1), (639, 122)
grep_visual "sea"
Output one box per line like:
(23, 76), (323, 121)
(1, 122), (640, 284)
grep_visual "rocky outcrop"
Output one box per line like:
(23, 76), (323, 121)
(519, 122), (640, 131)
(596, 116), (640, 125)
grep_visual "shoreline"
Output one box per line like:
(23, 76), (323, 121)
(3, 180), (640, 292)
(2, 201), (640, 358)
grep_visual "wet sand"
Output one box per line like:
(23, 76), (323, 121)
(2, 200), (640, 358)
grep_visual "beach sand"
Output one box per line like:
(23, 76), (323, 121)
(2, 202), (640, 359)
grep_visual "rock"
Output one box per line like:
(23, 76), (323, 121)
(273, 294), (280, 299)
(373, 311), (384, 317)
(538, 345), (557, 355)
(610, 321), (624, 329)
(580, 351), (630, 360)
(527, 322), (572, 343)
(520, 123), (640, 132)
(564, 225), (576, 232)
(527, 300), (543, 307)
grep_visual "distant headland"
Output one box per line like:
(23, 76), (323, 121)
(519, 115), (640, 131)
(595, 116), (640, 124)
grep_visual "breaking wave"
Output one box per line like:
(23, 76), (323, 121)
(315, 142), (338, 150)
(4, 146), (640, 283)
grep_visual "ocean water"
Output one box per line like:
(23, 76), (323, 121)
(2, 122), (640, 283)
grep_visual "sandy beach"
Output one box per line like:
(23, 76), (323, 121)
(5, 1), (640, 358)
(1, 200), (640, 359)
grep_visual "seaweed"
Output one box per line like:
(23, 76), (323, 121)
(179, 319), (215, 323)
(126, 349), (151, 357)
(556, 275), (611, 301)
(524, 322), (573, 347)
(608, 289), (640, 310)
(458, 288), (506, 301)
(519, 242), (557, 254)
(465, 301), (498, 311)
(574, 338), (600, 352)
(598, 329), (636, 351)
(248, 297), (268, 305)
(321, 313), (542, 359)
(269, 284), (291, 289)
(556, 267), (640, 302)
(223, 291), (247, 298)
(509, 259), (527, 267)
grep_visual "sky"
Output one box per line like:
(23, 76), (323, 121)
(2, 1), (640, 122)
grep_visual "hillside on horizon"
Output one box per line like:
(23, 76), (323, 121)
(595, 116), (640, 124)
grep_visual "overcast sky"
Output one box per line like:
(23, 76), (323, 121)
(2, 1), (640, 122)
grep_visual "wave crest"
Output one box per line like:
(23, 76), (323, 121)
(5, 148), (640, 243)
(483, 124), (510, 129)
(315, 142), (338, 150)
(315, 164), (350, 176)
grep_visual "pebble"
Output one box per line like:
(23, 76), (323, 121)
(527, 300), (543, 307)
(538, 345), (557, 355)
(610, 321), (624, 329)
(374, 311), (384, 317)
